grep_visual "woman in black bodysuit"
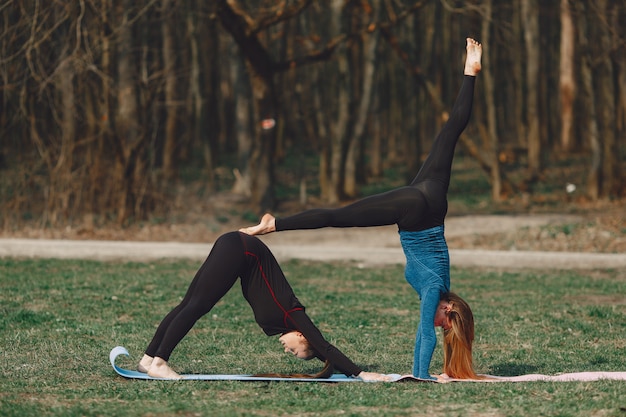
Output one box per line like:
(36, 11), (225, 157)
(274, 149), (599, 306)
(137, 231), (390, 381)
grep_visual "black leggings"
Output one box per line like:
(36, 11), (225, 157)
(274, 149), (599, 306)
(145, 233), (245, 361)
(276, 75), (476, 232)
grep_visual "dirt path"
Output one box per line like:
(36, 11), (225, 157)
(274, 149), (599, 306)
(2, 214), (625, 270)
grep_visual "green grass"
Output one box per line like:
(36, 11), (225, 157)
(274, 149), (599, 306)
(1, 258), (625, 416)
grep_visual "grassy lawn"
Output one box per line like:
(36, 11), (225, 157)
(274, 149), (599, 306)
(0, 257), (624, 416)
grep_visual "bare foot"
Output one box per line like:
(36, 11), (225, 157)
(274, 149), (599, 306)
(147, 357), (183, 380)
(435, 374), (451, 383)
(239, 213), (276, 235)
(137, 354), (153, 373)
(464, 38), (482, 76)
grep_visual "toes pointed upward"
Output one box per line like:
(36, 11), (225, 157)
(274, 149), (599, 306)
(464, 38), (482, 76)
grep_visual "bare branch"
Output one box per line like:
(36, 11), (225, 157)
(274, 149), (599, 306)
(272, 33), (348, 71)
(217, 0), (275, 80)
(251, 0), (315, 35)
(272, 0), (429, 72)
(438, 0), (486, 16)
(223, 0), (315, 35)
(73, 0), (86, 56)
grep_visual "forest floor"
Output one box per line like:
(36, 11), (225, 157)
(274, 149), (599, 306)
(3, 151), (625, 255)
(3, 187), (626, 250)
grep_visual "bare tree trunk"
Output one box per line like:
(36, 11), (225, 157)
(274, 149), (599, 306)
(161, 0), (178, 181)
(481, 0), (502, 200)
(575, 1), (601, 200)
(279, 16), (310, 206)
(82, 0), (112, 230)
(52, 61), (76, 225)
(613, 8), (626, 196)
(216, 0), (277, 211)
(369, 102), (382, 177)
(327, 0), (349, 204)
(559, 0), (575, 152)
(521, 0), (541, 182)
(83, 86), (97, 231)
(249, 76), (277, 211)
(202, 19), (222, 188)
(48, 3), (80, 226)
(540, 4), (561, 152)
(186, 10), (213, 191)
(510, 0), (526, 150)
(593, 0), (617, 198)
(112, 0), (143, 224)
(405, 9), (426, 182)
(231, 53), (253, 196)
(345, 27), (378, 197)
(314, 63), (332, 201)
(381, 48), (401, 170)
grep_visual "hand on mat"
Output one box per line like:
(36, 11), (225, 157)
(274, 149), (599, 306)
(358, 371), (393, 382)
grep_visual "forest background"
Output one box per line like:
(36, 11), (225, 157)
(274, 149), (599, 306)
(0, 0), (624, 239)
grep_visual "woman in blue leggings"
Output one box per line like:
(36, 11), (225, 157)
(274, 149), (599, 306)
(241, 38), (483, 381)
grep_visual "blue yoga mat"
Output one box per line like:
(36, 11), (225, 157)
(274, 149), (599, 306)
(111, 346), (625, 383)
(109, 346), (398, 382)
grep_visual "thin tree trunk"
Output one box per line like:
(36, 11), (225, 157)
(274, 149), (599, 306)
(559, 0), (575, 152)
(162, 0), (178, 181)
(345, 29), (378, 197)
(314, 63), (332, 201)
(101, 0), (112, 186)
(521, 0), (541, 182)
(186, 10), (213, 191)
(203, 19), (221, 187)
(216, 0), (277, 211)
(50, 2), (80, 226)
(378, 57), (395, 170)
(481, 0), (502, 200)
(328, 0), (349, 203)
(53, 62), (75, 225)
(511, 0), (526, 150)
(576, 1), (601, 200)
(369, 100), (382, 177)
(112, 0), (142, 224)
(610, 2), (623, 197)
(405, 9), (425, 182)
(231, 53), (252, 196)
(593, 0), (617, 198)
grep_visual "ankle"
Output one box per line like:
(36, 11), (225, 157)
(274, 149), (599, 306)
(138, 354), (154, 373)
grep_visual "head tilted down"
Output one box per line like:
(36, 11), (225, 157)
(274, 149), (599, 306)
(439, 292), (483, 379)
(279, 331), (317, 360)
(254, 331), (332, 379)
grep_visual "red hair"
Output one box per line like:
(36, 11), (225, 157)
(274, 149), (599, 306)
(441, 292), (484, 379)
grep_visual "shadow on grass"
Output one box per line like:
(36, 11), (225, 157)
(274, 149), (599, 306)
(489, 363), (540, 376)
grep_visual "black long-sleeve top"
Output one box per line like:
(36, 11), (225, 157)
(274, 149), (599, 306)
(237, 232), (362, 377)
(146, 231), (362, 377)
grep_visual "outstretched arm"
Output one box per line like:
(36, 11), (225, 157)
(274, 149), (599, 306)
(288, 311), (363, 377)
(412, 288), (441, 380)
